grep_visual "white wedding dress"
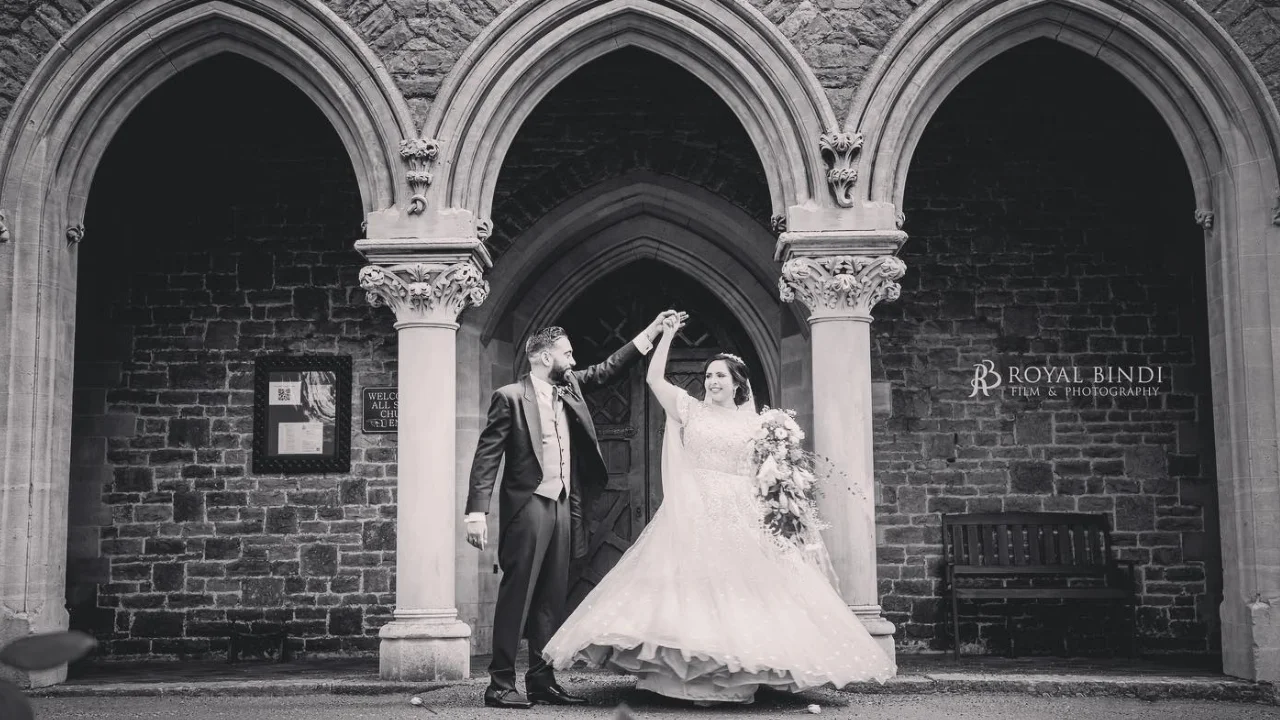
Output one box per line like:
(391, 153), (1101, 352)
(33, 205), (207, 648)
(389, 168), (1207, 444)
(542, 390), (895, 703)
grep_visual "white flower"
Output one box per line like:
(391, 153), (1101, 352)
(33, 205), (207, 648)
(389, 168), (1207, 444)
(756, 456), (780, 493)
(773, 428), (787, 439)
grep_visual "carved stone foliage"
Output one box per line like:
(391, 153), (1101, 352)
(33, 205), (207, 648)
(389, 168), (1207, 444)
(819, 132), (863, 208)
(66, 224), (85, 244)
(770, 214), (787, 234)
(476, 218), (493, 241)
(0, 211), (10, 242)
(359, 261), (489, 325)
(400, 138), (440, 215)
(1195, 209), (1214, 230)
(779, 255), (907, 320)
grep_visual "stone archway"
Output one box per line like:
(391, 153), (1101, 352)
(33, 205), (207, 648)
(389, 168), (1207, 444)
(452, 172), (805, 655)
(356, 1), (845, 681)
(401, 0), (839, 237)
(0, 0), (411, 686)
(844, 0), (1280, 682)
(471, 171), (790, 399)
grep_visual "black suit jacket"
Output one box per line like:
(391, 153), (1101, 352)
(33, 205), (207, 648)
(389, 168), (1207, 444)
(465, 341), (643, 559)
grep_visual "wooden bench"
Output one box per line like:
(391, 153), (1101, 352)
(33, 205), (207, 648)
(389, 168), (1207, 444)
(942, 512), (1138, 659)
(227, 628), (291, 663)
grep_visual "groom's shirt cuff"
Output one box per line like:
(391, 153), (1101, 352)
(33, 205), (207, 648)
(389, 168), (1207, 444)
(465, 512), (485, 522)
(633, 332), (654, 355)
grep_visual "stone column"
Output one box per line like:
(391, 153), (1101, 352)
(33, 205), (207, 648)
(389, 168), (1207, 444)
(778, 239), (906, 662)
(359, 252), (489, 681)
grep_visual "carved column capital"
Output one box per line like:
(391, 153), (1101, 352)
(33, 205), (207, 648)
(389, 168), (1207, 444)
(359, 260), (488, 328)
(779, 254), (907, 321)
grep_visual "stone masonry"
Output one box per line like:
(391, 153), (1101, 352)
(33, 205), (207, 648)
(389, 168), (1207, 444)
(876, 42), (1218, 654)
(67, 56), (390, 656)
(5, 2), (1280, 129)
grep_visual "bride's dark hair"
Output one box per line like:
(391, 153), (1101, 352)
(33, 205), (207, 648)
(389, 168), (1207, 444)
(703, 353), (752, 406)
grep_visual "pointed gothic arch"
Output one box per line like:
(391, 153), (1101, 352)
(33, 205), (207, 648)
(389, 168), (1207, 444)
(420, 0), (839, 226)
(0, 0), (410, 677)
(847, 0), (1280, 682)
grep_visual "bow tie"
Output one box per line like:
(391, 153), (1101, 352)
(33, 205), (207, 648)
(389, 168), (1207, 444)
(552, 383), (574, 400)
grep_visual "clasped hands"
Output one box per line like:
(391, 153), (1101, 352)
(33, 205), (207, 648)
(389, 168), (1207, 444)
(651, 309), (688, 339)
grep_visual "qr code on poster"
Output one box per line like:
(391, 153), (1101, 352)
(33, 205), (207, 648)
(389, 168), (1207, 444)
(269, 381), (301, 405)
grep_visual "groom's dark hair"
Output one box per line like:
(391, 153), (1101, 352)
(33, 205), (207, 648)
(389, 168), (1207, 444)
(526, 326), (567, 357)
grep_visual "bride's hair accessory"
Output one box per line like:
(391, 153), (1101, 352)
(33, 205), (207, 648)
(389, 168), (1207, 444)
(716, 352), (745, 366)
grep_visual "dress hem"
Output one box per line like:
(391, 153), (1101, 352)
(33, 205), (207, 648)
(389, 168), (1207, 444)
(546, 637), (896, 696)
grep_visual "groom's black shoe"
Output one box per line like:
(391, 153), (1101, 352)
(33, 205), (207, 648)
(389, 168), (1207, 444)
(527, 681), (588, 705)
(484, 687), (534, 709)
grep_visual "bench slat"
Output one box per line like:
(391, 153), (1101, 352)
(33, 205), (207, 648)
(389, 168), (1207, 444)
(943, 512), (1107, 525)
(1030, 525), (1044, 565)
(950, 523), (965, 565)
(952, 565), (1106, 576)
(1072, 523), (1088, 566)
(1058, 523), (1074, 565)
(954, 587), (1131, 600)
(966, 523), (981, 567)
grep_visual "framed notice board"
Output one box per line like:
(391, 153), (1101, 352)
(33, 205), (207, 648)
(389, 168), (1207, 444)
(252, 355), (352, 474)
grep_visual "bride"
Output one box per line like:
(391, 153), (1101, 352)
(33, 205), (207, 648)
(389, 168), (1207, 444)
(542, 313), (895, 704)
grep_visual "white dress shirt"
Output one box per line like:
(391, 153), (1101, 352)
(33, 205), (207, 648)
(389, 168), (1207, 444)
(465, 331), (654, 523)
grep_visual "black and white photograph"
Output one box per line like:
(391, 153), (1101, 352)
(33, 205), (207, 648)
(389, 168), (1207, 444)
(0, 1), (1278, 719)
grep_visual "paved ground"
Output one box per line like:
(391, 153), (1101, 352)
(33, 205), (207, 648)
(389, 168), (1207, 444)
(24, 652), (1278, 719)
(29, 687), (1280, 720)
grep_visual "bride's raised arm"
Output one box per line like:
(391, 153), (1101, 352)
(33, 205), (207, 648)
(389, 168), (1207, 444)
(646, 316), (688, 423)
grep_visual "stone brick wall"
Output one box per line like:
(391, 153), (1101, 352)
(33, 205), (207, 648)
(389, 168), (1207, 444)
(68, 55), (389, 657)
(878, 40), (1219, 655)
(488, 47), (771, 256)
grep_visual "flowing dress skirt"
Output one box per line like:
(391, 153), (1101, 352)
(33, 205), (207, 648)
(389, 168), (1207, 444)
(542, 467), (896, 703)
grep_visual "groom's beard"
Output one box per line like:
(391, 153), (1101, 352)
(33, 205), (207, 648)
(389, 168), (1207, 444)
(548, 364), (570, 383)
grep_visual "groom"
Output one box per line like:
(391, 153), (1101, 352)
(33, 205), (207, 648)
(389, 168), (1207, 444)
(465, 310), (684, 709)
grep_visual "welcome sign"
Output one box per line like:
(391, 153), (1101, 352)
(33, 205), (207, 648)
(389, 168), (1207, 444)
(362, 387), (398, 433)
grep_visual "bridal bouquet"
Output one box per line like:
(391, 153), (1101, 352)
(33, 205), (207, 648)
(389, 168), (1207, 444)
(749, 407), (829, 550)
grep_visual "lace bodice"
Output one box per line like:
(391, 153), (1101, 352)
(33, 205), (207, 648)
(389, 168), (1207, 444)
(678, 392), (761, 475)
